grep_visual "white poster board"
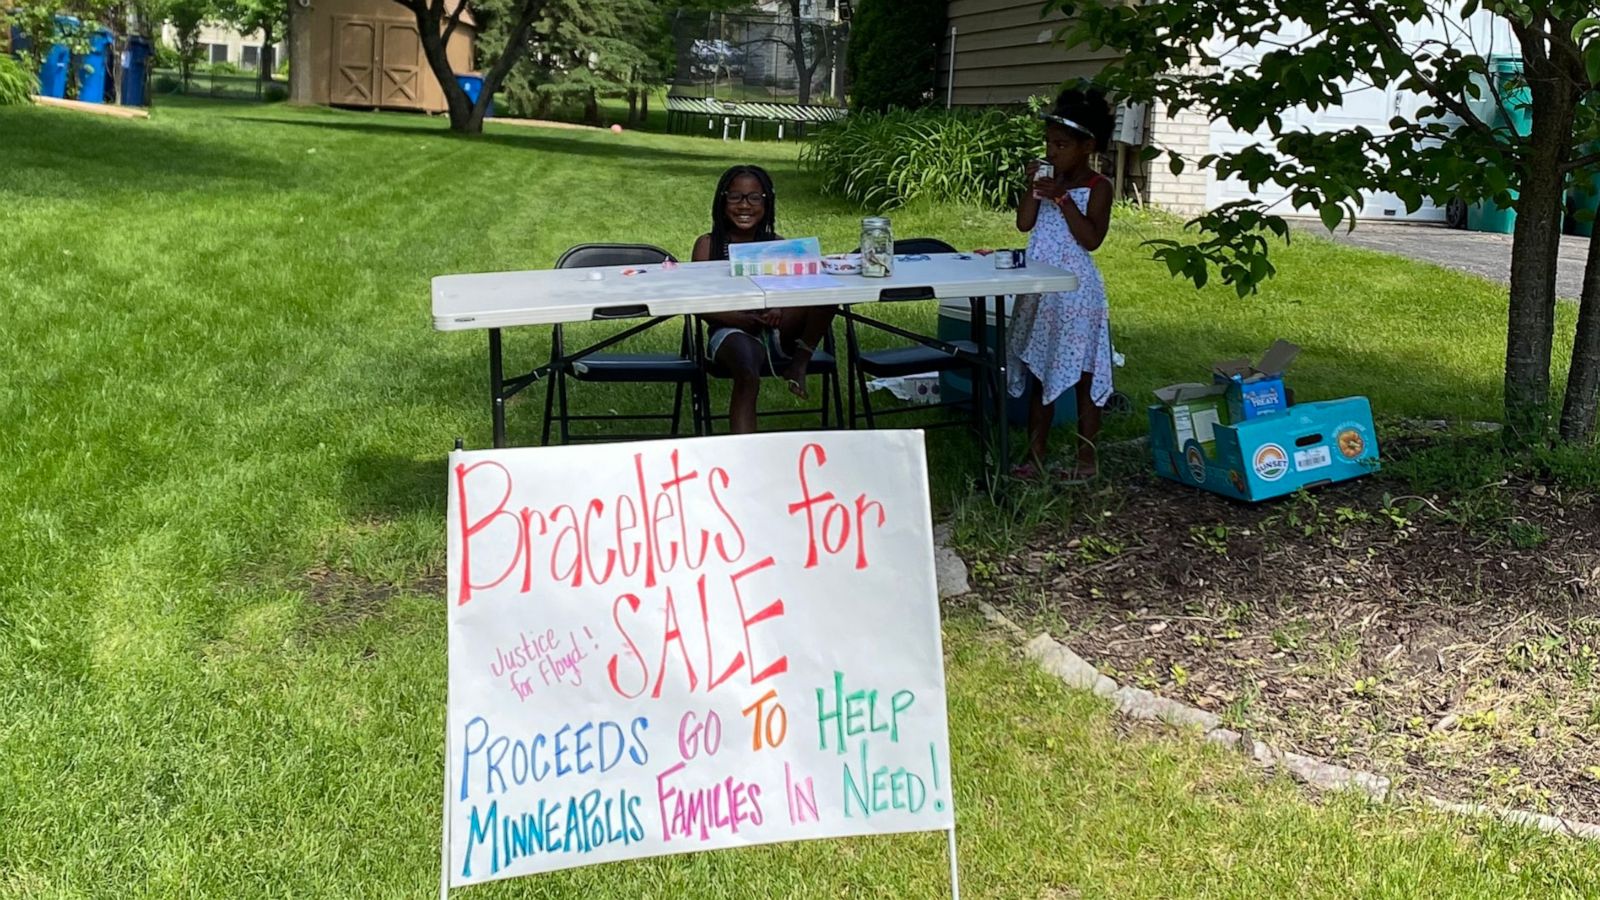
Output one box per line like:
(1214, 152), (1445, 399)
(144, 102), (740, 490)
(444, 431), (954, 890)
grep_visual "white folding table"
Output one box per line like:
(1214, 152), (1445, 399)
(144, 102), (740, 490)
(431, 253), (1080, 489)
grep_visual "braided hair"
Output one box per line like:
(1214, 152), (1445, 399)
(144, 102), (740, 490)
(708, 165), (778, 261)
(1043, 87), (1115, 152)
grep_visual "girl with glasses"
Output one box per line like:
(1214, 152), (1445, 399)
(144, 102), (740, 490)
(693, 165), (836, 434)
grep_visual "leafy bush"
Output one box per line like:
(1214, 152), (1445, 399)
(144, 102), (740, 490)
(800, 106), (1043, 211)
(205, 61), (244, 76)
(264, 84), (288, 103)
(154, 73), (182, 94)
(0, 54), (39, 106)
(847, 0), (946, 113)
(154, 40), (182, 71)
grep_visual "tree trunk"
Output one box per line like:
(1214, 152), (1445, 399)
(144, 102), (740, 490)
(641, 89), (649, 120)
(627, 87), (638, 123)
(1560, 220), (1600, 443)
(583, 88), (600, 126)
(259, 22), (273, 85)
(1502, 53), (1577, 444)
(401, 0), (542, 134)
(789, 0), (810, 106)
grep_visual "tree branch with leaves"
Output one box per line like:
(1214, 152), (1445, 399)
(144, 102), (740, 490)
(1047, 0), (1600, 444)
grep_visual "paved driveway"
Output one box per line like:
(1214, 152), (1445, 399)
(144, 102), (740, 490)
(1305, 222), (1589, 301)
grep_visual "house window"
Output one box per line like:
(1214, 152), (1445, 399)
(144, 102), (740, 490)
(241, 45), (259, 69)
(210, 43), (228, 64)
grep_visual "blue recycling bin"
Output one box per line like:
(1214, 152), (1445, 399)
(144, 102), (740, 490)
(455, 73), (494, 117)
(121, 35), (152, 106)
(35, 15), (80, 99)
(75, 28), (114, 103)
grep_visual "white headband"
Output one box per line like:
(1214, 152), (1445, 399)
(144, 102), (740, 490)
(1041, 113), (1092, 137)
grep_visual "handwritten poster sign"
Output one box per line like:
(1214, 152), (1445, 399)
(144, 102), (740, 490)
(444, 431), (954, 889)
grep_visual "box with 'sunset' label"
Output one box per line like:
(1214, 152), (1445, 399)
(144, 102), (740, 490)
(1149, 396), (1380, 502)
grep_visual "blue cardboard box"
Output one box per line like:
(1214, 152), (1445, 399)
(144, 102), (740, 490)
(1226, 376), (1288, 421)
(1214, 340), (1299, 422)
(1150, 396), (1380, 501)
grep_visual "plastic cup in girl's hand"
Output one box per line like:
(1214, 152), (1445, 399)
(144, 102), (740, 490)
(1032, 160), (1055, 199)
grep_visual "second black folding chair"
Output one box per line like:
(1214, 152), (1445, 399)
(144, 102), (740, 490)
(843, 237), (986, 430)
(542, 243), (707, 444)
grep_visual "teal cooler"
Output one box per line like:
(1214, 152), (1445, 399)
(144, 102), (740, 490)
(936, 297), (1075, 427)
(1150, 397), (1380, 502)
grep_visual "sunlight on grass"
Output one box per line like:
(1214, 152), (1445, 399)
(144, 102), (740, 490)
(1, 99), (1595, 898)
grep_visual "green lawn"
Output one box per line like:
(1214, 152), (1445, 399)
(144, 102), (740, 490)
(2, 98), (1596, 898)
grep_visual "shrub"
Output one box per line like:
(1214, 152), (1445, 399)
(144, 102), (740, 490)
(154, 73), (182, 94)
(0, 54), (38, 106)
(800, 106), (1043, 210)
(154, 40), (182, 71)
(264, 84), (288, 103)
(847, 0), (947, 113)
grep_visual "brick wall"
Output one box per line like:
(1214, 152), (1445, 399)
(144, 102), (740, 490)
(1143, 97), (1211, 215)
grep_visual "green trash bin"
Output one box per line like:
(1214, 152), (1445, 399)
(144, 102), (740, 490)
(1467, 56), (1534, 234)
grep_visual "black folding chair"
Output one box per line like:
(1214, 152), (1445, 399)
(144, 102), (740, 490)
(843, 238), (985, 430)
(695, 318), (845, 434)
(541, 244), (706, 444)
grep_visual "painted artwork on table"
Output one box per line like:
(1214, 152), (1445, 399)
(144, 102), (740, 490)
(728, 238), (824, 277)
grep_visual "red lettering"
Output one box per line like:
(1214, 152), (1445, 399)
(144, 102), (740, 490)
(517, 507), (545, 592)
(652, 586), (699, 698)
(700, 573), (746, 691)
(652, 492), (679, 574)
(582, 499), (615, 585)
(634, 454), (658, 587)
(787, 444), (835, 569)
(548, 504), (582, 586)
(730, 557), (787, 683)
(661, 450), (711, 570)
(709, 467), (745, 563)
(614, 495), (641, 578)
(607, 594), (648, 699)
(854, 495), (885, 569)
(453, 461), (525, 606)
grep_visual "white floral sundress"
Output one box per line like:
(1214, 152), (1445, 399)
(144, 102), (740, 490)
(1006, 182), (1114, 408)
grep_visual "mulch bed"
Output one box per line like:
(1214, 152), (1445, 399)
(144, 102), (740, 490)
(972, 432), (1600, 821)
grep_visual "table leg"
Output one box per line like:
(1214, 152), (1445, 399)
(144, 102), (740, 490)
(489, 328), (506, 449)
(994, 296), (1010, 491)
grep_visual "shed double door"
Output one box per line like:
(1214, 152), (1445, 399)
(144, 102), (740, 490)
(331, 15), (423, 109)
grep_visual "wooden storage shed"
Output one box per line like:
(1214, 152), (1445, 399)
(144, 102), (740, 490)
(289, 0), (476, 113)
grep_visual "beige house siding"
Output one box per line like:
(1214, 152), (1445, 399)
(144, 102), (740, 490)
(941, 0), (1118, 106)
(943, 0), (1212, 214)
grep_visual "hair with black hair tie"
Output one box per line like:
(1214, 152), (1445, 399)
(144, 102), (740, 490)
(1043, 87), (1115, 152)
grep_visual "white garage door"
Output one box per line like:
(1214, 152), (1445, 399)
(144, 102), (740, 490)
(1203, 13), (1516, 223)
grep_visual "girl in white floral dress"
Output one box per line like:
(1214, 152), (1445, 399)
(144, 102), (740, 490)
(1010, 88), (1116, 482)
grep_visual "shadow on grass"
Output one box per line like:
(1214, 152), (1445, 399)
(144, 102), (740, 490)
(0, 108), (289, 200)
(235, 113), (739, 165)
(341, 450), (446, 521)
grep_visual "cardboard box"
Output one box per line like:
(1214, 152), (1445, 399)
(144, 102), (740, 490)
(1149, 396), (1380, 502)
(1214, 340), (1299, 422)
(1152, 382), (1229, 458)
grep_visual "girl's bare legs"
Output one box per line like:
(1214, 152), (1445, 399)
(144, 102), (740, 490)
(1027, 376), (1053, 468)
(716, 333), (764, 434)
(777, 306), (837, 398)
(1074, 374), (1102, 477)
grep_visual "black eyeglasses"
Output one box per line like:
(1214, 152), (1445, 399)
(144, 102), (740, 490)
(724, 191), (768, 205)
